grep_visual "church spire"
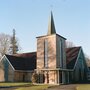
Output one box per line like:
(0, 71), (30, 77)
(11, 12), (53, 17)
(47, 11), (56, 35)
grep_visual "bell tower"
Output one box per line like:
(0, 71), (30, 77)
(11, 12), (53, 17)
(36, 12), (66, 84)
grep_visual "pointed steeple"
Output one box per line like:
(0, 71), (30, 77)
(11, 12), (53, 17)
(47, 11), (56, 35)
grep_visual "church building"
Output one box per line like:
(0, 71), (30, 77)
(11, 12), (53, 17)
(0, 12), (88, 84)
(36, 12), (88, 84)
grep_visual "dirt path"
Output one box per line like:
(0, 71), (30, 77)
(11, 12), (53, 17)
(47, 84), (77, 90)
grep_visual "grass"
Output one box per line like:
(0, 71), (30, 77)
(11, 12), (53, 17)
(0, 82), (31, 87)
(0, 83), (50, 90)
(15, 85), (49, 90)
(76, 84), (90, 90)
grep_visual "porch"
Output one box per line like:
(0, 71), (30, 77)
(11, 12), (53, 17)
(35, 68), (73, 84)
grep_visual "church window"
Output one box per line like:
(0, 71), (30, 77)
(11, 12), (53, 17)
(44, 39), (48, 68)
(60, 40), (63, 68)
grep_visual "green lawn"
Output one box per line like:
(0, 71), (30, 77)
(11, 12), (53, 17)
(15, 85), (49, 90)
(0, 83), (50, 90)
(0, 82), (31, 87)
(77, 84), (90, 90)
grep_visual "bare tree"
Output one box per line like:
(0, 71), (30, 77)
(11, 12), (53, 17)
(85, 54), (90, 67)
(9, 29), (20, 54)
(0, 30), (21, 58)
(0, 33), (11, 58)
(66, 41), (75, 48)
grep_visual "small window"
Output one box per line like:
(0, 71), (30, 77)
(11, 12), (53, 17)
(23, 74), (25, 82)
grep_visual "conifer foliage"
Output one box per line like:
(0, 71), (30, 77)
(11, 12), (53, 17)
(10, 29), (19, 54)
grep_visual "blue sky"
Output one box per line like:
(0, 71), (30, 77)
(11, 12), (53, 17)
(0, 0), (90, 56)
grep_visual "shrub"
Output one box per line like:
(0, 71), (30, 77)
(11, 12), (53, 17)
(32, 72), (45, 83)
(31, 72), (38, 83)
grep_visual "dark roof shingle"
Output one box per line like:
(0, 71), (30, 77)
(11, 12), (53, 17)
(6, 52), (36, 71)
(66, 47), (81, 69)
(5, 47), (81, 70)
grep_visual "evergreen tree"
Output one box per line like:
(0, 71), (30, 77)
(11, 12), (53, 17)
(10, 29), (19, 54)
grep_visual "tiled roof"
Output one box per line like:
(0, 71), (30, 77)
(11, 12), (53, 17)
(66, 47), (81, 69)
(6, 52), (36, 71)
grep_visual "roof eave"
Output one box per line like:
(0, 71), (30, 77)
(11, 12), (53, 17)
(1, 55), (15, 71)
(73, 47), (82, 70)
